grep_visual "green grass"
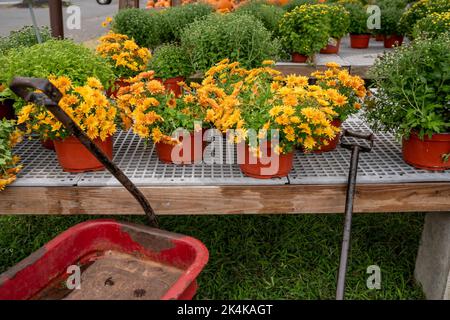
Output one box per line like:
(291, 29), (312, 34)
(0, 213), (425, 299)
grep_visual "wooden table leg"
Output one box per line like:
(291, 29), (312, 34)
(415, 212), (450, 300)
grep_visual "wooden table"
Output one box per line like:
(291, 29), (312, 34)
(1, 117), (449, 299)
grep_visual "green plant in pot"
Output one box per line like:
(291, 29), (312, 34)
(159, 3), (214, 44)
(320, 4), (350, 54)
(343, 2), (371, 49)
(279, 4), (331, 62)
(366, 34), (450, 171)
(181, 13), (280, 72)
(0, 26), (53, 121)
(235, 1), (286, 38)
(412, 11), (450, 39)
(0, 26), (52, 55)
(377, 0), (407, 48)
(399, 0), (450, 39)
(282, 0), (315, 12)
(148, 44), (194, 97)
(112, 8), (164, 49)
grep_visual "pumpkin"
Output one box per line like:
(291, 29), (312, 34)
(215, 0), (234, 11)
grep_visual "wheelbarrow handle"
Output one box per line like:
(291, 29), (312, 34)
(9, 77), (159, 228)
(340, 129), (374, 153)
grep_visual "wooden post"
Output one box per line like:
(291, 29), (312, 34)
(119, 0), (140, 10)
(48, 0), (64, 39)
(415, 212), (450, 300)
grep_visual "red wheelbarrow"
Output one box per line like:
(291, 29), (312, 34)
(0, 77), (209, 300)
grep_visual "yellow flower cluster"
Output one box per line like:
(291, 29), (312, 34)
(115, 60), (365, 155)
(17, 76), (117, 141)
(312, 62), (366, 120)
(0, 122), (23, 191)
(116, 71), (205, 145)
(101, 16), (113, 28)
(0, 156), (21, 191)
(196, 59), (344, 154)
(96, 32), (151, 78)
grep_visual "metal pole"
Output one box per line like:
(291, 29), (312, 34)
(27, 0), (43, 44)
(48, 0), (64, 39)
(119, 0), (140, 10)
(336, 146), (360, 300)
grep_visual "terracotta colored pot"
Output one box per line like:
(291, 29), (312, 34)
(402, 132), (450, 171)
(375, 34), (384, 41)
(0, 99), (16, 120)
(384, 35), (404, 48)
(239, 142), (294, 179)
(155, 131), (205, 164)
(41, 139), (55, 151)
(106, 78), (128, 98)
(350, 34), (371, 49)
(53, 136), (113, 173)
(314, 119), (343, 153)
(156, 76), (185, 97)
(291, 52), (308, 63)
(320, 38), (341, 54)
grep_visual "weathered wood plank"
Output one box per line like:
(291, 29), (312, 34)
(1, 183), (449, 215)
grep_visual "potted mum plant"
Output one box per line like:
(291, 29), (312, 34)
(17, 76), (118, 172)
(320, 4), (350, 54)
(279, 4), (330, 62)
(366, 34), (450, 170)
(196, 59), (339, 178)
(116, 71), (206, 164)
(0, 39), (115, 149)
(399, 0), (450, 39)
(148, 44), (194, 97)
(344, 2), (371, 49)
(412, 11), (450, 39)
(96, 32), (151, 97)
(312, 62), (367, 152)
(0, 119), (22, 191)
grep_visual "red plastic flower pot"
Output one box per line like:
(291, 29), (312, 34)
(106, 78), (128, 98)
(0, 220), (209, 300)
(239, 142), (294, 179)
(53, 136), (113, 173)
(384, 35), (404, 48)
(0, 99), (16, 120)
(320, 38), (341, 54)
(156, 76), (185, 97)
(375, 34), (384, 41)
(291, 52), (308, 63)
(41, 139), (55, 151)
(350, 34), (371, 49)
(402, 132), (450, 171)
(314, 119), (342, 153)
(155, 131), (205, 164)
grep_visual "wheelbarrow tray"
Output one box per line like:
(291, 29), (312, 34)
(0, 219), (209, 300)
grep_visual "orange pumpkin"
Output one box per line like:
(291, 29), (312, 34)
(215, 0), (233, 11)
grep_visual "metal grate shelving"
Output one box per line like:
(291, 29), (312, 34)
(12, 116), (449, 187)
